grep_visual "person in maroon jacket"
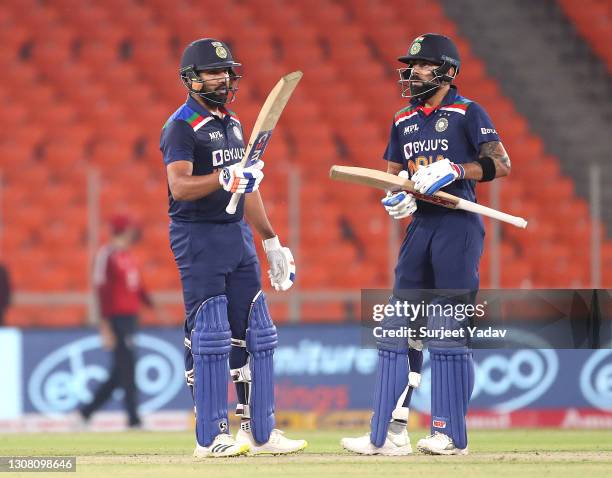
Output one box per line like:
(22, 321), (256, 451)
(79, 213), (160, 428)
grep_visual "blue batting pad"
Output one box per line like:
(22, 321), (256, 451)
(246, 291), (278, 444)
(430, 348), (474, 449)
(370, 312), (409, 447)
(191, 295), (232, 447)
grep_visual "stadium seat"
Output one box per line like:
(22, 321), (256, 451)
(0, 0), (608, 326)
(559, 0), (612, 73)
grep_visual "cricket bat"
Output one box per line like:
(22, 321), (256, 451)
(226, 71), (303, 214)
(329, 165), (528, 229)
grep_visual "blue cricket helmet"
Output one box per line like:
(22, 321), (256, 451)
(397, 33), (461, 100)
(180, 38), (241, 73)
(179, 38), (242, 105)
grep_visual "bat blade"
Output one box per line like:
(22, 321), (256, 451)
(329, 165), (460, 208)
(226, 71), (303, 214)
(248, 71), (303, 141)
(329, 165), (405, 190)
(329, 165), (528, 228)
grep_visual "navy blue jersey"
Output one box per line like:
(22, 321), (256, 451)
(160, 96), (246, 223)
(384, 86), (499, 212)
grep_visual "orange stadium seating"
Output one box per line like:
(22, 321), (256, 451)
(558, 0), (612, 72)
(0, 0), (608, 327)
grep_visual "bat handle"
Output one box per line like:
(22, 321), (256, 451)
(456, 198), (528, 228)
(226, 192), (241, 214)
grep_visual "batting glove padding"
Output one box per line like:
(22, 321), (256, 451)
(381, 170), (417, 219)
(219, 160), (264, 194)
(262, 236), (295, 291)
(382, 191), (417, 219)
(412, 158), (464, 195)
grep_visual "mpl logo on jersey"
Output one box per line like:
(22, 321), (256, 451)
(27, 333), (185, 415)
(410, 349), (559, 413)
(403, 124), (419, 135)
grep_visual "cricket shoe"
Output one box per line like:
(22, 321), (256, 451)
(341, 429), (413, 456)
(236, 423), (307, 455)
(193, 433), (250, 458)
(416, 432), (468, 455)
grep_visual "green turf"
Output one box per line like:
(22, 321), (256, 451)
(0, 429), (611, 478)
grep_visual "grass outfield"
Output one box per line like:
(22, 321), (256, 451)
(1, 429), (611, 477)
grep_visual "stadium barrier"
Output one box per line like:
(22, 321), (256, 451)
(0, 325), (611, 431)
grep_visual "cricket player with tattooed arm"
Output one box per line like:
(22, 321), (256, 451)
(160, 38), (306, 458)
(342, 33), (511, 456)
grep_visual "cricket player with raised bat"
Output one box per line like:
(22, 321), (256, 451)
(342, 33), (511, 456)
(160, 38), (306, 458)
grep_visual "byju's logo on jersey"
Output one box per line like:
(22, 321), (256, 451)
(404, 139), (449, 160)
(481, 127), (497, 135)
(403, 124), (419, 135)
(209, 131), (223, 141)
(212, 148), (245, 167)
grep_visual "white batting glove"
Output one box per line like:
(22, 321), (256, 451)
(262, 236), (295, 291)
(382, 191), (417, 219)
(381, 170), (417, 219)
(219, 160), (264, 193)
(412, 158), (464, 195)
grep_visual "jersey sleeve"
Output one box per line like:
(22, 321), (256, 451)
(383, 121), (403, 165)
(160, 119), (196, 165)
(465, 102), (500, 149)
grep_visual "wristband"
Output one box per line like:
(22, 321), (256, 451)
(475, 156), (496, 182)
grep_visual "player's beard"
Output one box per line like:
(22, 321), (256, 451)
(409, 75), (440, 101)
(199, 79), (231, 106)
(201, 86), (229, 106)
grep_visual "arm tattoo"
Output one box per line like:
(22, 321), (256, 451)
(479, 141), (511, 172)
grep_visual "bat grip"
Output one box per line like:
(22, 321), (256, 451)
(226, 192), (241, 214)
